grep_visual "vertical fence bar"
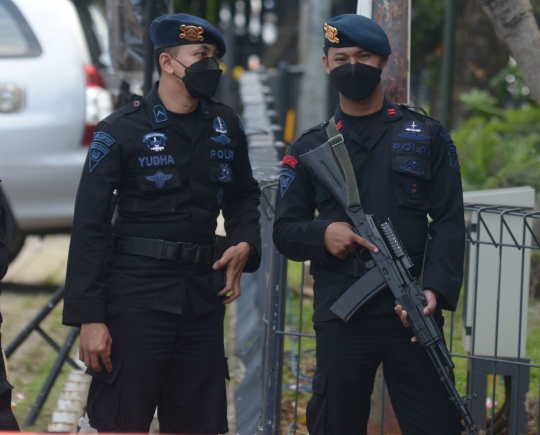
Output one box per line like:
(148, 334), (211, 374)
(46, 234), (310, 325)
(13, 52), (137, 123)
(261, 248), (288, 435)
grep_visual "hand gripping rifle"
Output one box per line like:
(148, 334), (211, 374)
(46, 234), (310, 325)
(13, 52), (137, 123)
(299, 119), (478, 434)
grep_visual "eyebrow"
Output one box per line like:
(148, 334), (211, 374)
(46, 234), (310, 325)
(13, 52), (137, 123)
(332, 49), (368, 56)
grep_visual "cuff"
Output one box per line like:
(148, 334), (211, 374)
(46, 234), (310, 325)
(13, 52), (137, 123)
(305, 219), (339, 264)
(230, 229), (262, 273)
(62, 299), (107, 327)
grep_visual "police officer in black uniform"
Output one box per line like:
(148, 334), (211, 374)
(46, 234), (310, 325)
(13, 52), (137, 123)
(273, 14), (465, 435)
(0, 200), (20, 431)
(62, 13), (261, 434)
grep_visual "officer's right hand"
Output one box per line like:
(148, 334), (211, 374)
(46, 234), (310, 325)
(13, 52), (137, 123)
(324, 222), (378, 260)
(80, 323), (113, 372)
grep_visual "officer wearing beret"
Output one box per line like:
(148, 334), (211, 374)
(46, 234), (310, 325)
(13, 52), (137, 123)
(274, 14), (464, 435)
(63, 13), (261, 434)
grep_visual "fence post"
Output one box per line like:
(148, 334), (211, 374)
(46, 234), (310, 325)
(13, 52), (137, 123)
(261, 247), (288, 435)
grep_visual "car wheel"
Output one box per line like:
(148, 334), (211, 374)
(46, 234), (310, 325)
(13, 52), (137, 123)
(0, 192), (26, 263)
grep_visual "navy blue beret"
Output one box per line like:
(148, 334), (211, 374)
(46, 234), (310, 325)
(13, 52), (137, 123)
(323, 14), (391, 57)
(150, 13), (226, 58)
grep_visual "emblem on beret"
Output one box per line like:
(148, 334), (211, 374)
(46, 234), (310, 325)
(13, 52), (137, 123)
(180, 25), (204, 42)
(324, 23), (340, 44)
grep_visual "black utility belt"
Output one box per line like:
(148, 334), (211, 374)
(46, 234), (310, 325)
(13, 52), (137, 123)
(113, 235), (213, 264)
(310, 257), (368, 278)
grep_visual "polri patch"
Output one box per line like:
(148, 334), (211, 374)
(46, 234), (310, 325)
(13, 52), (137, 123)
(143, 133), (168, 152)
(392, 142), (430, 157)
(282, 155), (298, 169)
(280, 168), (296, 198)
(153, 105), (168, 123)
(399, 158), (425, 176)
(405, 178), (420, 198)
(138, 154), (175, 168)
(210, 149), (234, 161)
(145, 171), (173, 188)
(93, 132), (115, 147)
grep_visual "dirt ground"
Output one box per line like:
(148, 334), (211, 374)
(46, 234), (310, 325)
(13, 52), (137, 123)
(2, 235), (76, 432)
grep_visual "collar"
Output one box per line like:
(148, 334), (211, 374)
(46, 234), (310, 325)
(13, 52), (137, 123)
(145, 81), (213, 129)
(332, 99), (401, 134)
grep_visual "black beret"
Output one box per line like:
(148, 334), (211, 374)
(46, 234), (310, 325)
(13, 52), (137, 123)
(150, 13), (226, 58)
(323, 14), (391, 57)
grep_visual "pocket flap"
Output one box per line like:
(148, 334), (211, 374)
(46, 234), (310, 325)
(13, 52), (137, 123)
(85, 360), (123, 385)
(392, 155), (431, 179)
(311, 366), (328, 394)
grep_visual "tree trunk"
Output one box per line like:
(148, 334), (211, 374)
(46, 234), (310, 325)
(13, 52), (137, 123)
(479, 0), (540, 105)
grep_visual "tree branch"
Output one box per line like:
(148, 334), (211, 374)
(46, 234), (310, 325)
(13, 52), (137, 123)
(478, 0), (540, 104)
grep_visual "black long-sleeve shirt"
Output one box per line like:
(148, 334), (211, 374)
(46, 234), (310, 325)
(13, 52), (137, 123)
(63, 82), (261, 326)
(273, 101), (465, 321)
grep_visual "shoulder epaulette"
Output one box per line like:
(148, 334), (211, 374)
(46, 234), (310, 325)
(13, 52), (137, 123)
(290, 121), (328, 146)
(103, 98), (143, 125)
(400, 104), (438, 121)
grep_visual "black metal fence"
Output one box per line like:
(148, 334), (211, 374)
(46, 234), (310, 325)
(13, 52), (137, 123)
(238, 69), (540, 435)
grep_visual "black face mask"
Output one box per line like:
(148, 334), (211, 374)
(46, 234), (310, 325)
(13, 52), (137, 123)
(330, 62), (382, 101)
(172, 56), (223, 99)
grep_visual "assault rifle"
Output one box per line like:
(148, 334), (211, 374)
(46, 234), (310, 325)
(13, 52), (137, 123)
(299, 141), (478, 434)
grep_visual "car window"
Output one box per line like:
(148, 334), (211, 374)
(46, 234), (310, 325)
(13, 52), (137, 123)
(0, 0), (41, 57)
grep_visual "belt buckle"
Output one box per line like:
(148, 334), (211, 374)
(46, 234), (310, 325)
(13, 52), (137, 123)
(178, 243), (197, 263)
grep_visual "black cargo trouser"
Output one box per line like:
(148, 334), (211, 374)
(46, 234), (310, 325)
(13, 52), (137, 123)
(307, 313), (462, 435)
(85, 298), (228, 434)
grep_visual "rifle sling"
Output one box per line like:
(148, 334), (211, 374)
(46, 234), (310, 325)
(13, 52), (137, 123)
(325, 117), (361, 208)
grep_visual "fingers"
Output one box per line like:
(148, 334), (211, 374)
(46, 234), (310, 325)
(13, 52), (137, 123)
(101, 356), (113, 372)
(352, 233), (378, 253)
(395, 305), (410, 328)
(423, 289), (438, 316)
(89, 354), (101, 372)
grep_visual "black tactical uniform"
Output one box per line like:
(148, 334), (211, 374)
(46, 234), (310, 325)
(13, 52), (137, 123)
(273, 101), (465, 434)
(62, 82), (261, 433)
(0, 208), (20, 431)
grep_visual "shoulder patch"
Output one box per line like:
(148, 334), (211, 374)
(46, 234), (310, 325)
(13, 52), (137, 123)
(440, 130), (461, 172)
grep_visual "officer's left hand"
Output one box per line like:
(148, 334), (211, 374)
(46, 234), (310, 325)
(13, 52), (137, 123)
(213, 242), (251, 304)
(395, 289), (438, 343)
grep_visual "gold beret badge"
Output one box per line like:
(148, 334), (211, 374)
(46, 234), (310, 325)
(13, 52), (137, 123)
(324, 23), (340, 44)
(179, 25), (204, 42)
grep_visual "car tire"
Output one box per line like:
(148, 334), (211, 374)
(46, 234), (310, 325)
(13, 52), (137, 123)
(0, 191), (26, 263)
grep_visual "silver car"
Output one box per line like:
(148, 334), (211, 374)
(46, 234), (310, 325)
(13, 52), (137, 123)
(0, 0), (113, 260)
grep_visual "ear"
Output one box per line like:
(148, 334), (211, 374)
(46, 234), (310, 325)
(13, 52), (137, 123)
(380, 56), (389, 69)
(322, 55), (331, 75)
(160, 53), (175, 75)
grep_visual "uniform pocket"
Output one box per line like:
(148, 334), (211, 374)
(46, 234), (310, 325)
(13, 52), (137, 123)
(306, 366), (329, 435)
(392, 154), (431, 210)
(85, 360), (123, 432)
